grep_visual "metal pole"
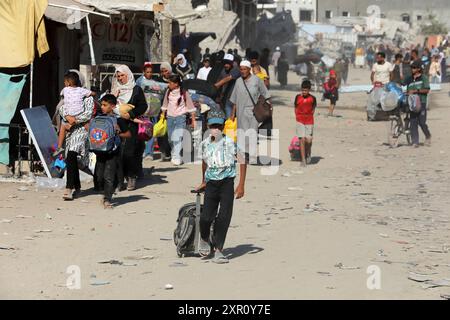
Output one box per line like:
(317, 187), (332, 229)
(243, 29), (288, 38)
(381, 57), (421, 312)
(85, 15), (96, 66)
(27, 63), (33, 177)
(47, 3), (110, 18)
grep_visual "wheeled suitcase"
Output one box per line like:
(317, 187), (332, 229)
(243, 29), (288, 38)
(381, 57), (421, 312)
(173, 190), (203, 257)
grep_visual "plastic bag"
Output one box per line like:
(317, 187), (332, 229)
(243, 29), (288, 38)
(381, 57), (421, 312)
(224, 118), (237, 142)
(153, 114), (167, 138)
(137, 116), (153, 141)
(408, 94), (422, 113)
(35, 176), (65, 189)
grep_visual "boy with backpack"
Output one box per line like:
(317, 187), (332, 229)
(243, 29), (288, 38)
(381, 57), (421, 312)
(195, 109), (247, 264)
(295, 80), (317, 167)
(92, 95), (131, 209)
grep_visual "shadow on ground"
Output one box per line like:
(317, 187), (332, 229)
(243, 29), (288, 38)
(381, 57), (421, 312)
(223, 244), (264, 260)
(113, 195), (150, 207)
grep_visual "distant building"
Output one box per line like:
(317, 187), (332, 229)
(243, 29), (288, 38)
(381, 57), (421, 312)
(226, 0), (258, 48)
(257, 0), (318, 24)
(317, 0), (450, 29)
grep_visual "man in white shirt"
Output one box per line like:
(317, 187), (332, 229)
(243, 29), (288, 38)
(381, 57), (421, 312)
(371, 52), (393, 85)
(197, 57), (212, 81)
(271, 47), (281, 77)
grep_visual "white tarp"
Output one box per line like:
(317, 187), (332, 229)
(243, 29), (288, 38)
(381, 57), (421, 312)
(46, 0), (91, 24)
(75, 0), (157, 13)
(340, 84), (442, 93)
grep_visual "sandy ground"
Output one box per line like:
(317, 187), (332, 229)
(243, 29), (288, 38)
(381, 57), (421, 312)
(1, 66), (450, 300)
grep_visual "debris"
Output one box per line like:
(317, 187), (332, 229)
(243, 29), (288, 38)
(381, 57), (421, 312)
(124, 256), (154, 261)
(34, 229), (52, 233)
(317, 272), (331, 276)
(288, 187), (303, 191)
(408, 272), (435, 283)
(81, 200), (89, 203)
(335, 262), (361, 270)
(97, 259), (137, 267)
(377, 249), (387, 257)
(303, 204), (314, 213)
(16, 215), (33, 219)
(24, 237), (35, 241)
(165, 284), (174, 290)
(8, 195), (18, 199)
(282, 172), (292, 177)
(257, 222), (271, 227)
(18, 186), (29, 191)
(0, 244), (15, 250)
(393, 240), (409, 245)
(0, 219), (13, 224)
(428, 246), (450, 254)
(169, 262), (188, 267)
(90, 280), (110, 286)
(160, 237), (172, 241)
(379, 233), (389, 238)
(422, 279), (450, 289)
(98, 259), (123, 265)
(361, 170), (371, 177)
(125, 211), (137, 215)
(270, 206), (293, 213)
(45, 214), (53, 220)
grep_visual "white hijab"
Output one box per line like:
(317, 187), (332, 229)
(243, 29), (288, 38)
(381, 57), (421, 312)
(174, 53), (188, 68)
(112, 65), (136, 104)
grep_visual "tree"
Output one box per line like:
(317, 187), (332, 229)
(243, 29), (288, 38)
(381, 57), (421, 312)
(421, 14), (448, 35)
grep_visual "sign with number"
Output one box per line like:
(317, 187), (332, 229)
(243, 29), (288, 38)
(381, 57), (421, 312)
(80, 15), (146, 66)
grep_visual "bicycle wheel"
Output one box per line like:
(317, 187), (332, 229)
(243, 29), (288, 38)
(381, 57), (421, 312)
(389, 118), (400, 148)
(404, 117), (412, 146)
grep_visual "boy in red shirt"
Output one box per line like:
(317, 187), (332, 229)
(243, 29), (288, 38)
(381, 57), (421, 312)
(295, 80), (317, 167)
(323, 69), (339, 117)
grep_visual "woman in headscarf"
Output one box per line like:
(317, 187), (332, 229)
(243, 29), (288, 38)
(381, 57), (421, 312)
(112, 64), (147, 191)
(174, 53), (194, 80)
(58, 70), (95, 200)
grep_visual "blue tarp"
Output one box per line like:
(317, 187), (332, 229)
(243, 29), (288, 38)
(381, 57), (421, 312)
(0, 73), (27, 165)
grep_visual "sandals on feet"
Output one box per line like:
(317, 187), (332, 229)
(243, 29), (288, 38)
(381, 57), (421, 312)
(102, 199), (113, 209)
(198, 238), (211, 257)
(212, 251), (229, 264)
(63, 189), (74, 200)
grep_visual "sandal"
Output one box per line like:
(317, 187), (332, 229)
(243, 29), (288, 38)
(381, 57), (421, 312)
(198, 238), (211, 257)
(101, 199), (113, 209)
(63, 189), (74, 201)
(212, 251), (229, 264)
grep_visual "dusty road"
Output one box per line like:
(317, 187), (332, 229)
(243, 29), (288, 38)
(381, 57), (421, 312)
(1, 67), (450, 299)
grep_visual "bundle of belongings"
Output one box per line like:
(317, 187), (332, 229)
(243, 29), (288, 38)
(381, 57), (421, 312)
(367, 82), (406, 121)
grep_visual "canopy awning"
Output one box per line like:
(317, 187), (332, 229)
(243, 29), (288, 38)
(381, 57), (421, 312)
(46, 0), (97, 24)
(46, 0), (158, 24)
(75, 0), (158, 14)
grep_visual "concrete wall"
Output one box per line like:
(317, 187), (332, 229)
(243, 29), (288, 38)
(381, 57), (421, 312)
(283, 0), (317, 23)
(317, 0), (450, 28)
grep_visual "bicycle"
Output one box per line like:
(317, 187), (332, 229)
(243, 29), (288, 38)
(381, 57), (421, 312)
(388, 106), (411, 148)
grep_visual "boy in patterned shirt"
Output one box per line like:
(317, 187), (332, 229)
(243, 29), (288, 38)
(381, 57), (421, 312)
(196, 109), (247, 263)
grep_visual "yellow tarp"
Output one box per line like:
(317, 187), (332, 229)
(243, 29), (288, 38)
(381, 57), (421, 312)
(0, 0), (50, 67)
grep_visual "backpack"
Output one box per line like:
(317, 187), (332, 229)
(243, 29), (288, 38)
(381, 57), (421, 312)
(88, 115), (120, 153)
(289, 136), (302, 161)
(137, 116), (153, 141)
(173, 192), (203, 257)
